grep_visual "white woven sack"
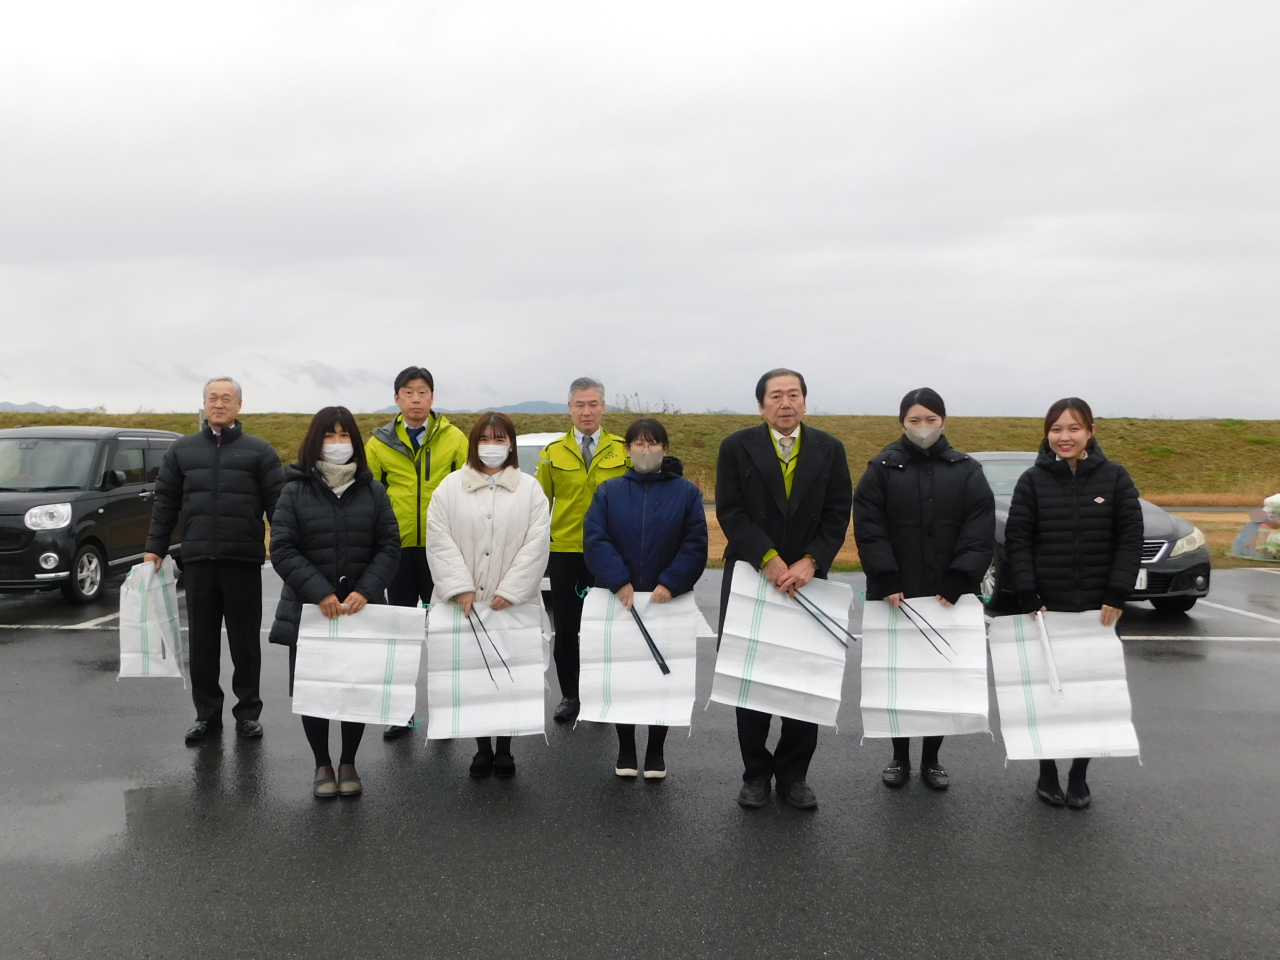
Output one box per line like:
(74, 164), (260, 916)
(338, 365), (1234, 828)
(118, 557), (185, 685)
(988, 611), (1140, 761)
(860, 595), (990, 738)
(425, 601), (549, 739)
(709, 561), (852, 727)
(578, 589), (698, 727)
(292, 604), (425, 725)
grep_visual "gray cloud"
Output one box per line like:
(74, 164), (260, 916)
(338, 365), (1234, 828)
(0, 1), (1274, 417)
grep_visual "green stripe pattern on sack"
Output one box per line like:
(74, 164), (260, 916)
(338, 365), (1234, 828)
(381, 621), (398, 726)
(451, 605), (462, 737)
(156, 564), (181, 666)
(886, 606), (900, 736)
(601, 595), (615, 720)
(138, 572), (151, 676)
(1013, 615), (1043, 755)
(736, 572), (769, 706)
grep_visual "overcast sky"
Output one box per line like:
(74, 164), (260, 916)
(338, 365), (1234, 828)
(0, 2), (1275, 417)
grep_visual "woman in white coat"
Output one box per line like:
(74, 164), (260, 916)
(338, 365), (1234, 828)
(426, 412), (551, 778)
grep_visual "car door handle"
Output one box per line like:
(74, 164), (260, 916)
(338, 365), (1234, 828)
(138, 491), (154, 499)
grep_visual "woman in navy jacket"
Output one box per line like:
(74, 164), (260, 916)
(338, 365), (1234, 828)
(583, 418), (709, 779)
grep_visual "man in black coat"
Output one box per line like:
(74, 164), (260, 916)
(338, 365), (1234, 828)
(715, 369), (853, 810)
(144, 378), (285, 744)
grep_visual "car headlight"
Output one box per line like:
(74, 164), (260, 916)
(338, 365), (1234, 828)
(1169, 527), (1206, 558)
(24, 503), (72, 530)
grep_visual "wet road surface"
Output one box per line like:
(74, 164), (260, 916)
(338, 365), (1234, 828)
(2, 568), (1279, 959)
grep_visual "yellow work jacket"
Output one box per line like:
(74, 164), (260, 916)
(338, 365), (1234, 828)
(364, 413), (469, 548)
(536, 430), (629, 553)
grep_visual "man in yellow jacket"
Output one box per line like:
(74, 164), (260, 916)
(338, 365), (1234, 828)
(365, 365), (469, 737)
(537, 377), (629, 721)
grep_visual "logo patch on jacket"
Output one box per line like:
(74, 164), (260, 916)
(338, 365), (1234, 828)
(1094, 497), (1106, 503)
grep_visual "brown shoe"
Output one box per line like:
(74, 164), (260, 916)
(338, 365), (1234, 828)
(337, 764), (363, 797)
(313, 767), (338, 799)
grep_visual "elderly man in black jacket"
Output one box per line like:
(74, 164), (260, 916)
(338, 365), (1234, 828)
(716, 369), (853, 810)
(144, 377), (285, 744)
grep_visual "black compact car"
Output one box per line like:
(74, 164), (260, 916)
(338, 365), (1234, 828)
(972, 451), (1211, 614)
(0, 426), (184, 603)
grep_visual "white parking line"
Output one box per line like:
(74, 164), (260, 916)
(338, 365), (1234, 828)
(1247, 568), (1280, 576)
(1199, 600), (1280, 626)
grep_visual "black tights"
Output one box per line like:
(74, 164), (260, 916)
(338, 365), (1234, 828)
(615, 724), (668, 764)
(475, 737), (512, 755)
(892, 736), (944, 768)
(1040, 758), (1090, 784)
(301, 715), (365, 769)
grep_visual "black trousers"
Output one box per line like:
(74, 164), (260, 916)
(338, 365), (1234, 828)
(184, 559), (263, 724)
(388, 545), (433, 608)
(736, 707), (818, 786)
(548, 551), (594, 699)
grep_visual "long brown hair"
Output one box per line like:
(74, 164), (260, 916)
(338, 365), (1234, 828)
(299, 406), (368, 472)
(1043, 397), (1096, 447)
(467, 412), (520, 472)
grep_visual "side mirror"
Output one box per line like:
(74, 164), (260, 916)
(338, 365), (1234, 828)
(104, 469), (126, 489)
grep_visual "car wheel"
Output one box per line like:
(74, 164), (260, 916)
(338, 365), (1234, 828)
(61, 543), (106, 604)
(1151, 596), (1198, 614)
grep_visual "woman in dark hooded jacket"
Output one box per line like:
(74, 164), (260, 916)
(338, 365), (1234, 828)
(853, 388), (996, 791)
(1004, 397), (1142, 809)
(268, 407), (401, 799)
(583, 418), (708, 779)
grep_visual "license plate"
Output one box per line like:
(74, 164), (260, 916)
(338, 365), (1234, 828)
(1135, 568), (1148, 591)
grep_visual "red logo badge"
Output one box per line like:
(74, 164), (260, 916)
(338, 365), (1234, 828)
(1094, 497), (1106, 503)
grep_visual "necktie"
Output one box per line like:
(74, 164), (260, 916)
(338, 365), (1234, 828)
(581, 434), (595, 468)
(407, 426), (425, 450)
(778, 436), (795, 462)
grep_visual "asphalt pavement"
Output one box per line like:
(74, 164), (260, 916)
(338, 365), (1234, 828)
(2, 567), (1279, 959)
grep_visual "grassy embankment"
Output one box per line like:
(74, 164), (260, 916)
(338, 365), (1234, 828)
(4, 412), (1276, 569)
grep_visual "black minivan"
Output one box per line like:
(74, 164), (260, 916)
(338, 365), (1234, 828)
(0, 426), (184, 603)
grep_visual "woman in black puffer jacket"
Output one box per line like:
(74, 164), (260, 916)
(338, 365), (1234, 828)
(1004, 397), (1143, 810)
(854, 388), (995, 791)
(269, 407), (401, 799)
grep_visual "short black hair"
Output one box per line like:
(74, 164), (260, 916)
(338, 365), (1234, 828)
(898, 387), (946, 422)
(394, 366), (434, 394)
(299, 406), (368, 473)
(755, 368), (807, 405)
(624, 417), (669, 448)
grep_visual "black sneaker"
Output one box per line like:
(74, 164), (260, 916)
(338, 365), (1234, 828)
(643, 751), (666, 780)
(470, 751), (495, 778)
(882, 759), (910, 788)
(737, 780), (771, 808)
(494, 752), (516, 779)
(777, 780), (818, 810)
(553, 698), (580, 723)
(615, 749), (638, 778)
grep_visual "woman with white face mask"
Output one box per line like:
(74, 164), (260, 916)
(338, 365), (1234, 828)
(582, 418), (708, 779)
(269, 407), (402, 799)
(426, 412), (551, 779)
(853, 388), (996, 791)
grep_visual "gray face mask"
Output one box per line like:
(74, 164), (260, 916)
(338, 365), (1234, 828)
(905, 425), (942, 449)
(630, 449), (665, 474)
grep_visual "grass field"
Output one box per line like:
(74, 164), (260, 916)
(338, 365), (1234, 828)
(4, 410), (1276, 505)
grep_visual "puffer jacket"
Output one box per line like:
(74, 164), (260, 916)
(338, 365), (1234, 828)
(146, 422), (284, 564)
(364, 412), (469, 548)
(853, 435), (995, 602)
(426, 465), (551, 606)
(1004, 441), (1143, 612)
(582, 457), (709, 595)
(267, 464), (401, 646)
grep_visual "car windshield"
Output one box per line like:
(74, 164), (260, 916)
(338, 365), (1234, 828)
(977, 458), (1036, 495)
(0, 438), (98, 491)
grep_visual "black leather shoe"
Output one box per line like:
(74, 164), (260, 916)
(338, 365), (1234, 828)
(1037, 776), (1066, 807)
(882, 759), (910, 788)
(494, 753), (516, 779)
(778, 780), (818, 810)
(921, 764), (950, 790)
(1066, 782), (1091, 809)
(235, 719), (263, 739)
(383, 715), (413, 740)
(470, 751), (494, 778)
(553, 698), (580, 723)
(737, 780), (771, 808)
(184, 720), (221, 743)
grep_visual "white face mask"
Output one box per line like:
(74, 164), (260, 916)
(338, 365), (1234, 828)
(477, 443), (510, 468)
(320, 443), (353, 464)
(905, 425), (942, 450)
(630, 448), (665, 474)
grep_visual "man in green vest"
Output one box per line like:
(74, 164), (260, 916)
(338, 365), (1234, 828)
(536, 377), (629, 721)
(365, 365), (469, 739)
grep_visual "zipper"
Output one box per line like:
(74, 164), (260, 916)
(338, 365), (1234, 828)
(212, 432), (221, 556)
(640, 482), (649, 587)
(1071, 471), (1081, 608)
